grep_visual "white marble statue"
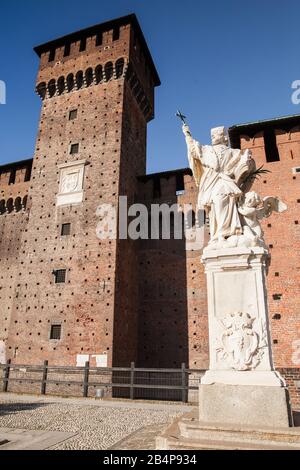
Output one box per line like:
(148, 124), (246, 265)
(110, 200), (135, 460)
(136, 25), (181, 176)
(177, 116), (293, 428)
(182, 124), (255, 246)
(182, 124), (286, 248)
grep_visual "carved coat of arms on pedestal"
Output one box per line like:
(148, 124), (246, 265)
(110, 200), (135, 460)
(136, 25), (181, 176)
(217, 311), (267, 371)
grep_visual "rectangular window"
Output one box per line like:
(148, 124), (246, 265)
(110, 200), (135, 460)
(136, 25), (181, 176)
(113, 27), (120, 41)
(64, 43), (71, 57)
(264, 128), (280, 162)
(48, 49), (56, 62)
(9, 169), (16, 185)
(70, 143), (79, 154)
(61, 223), (71, 236)
(50, 324), (61, 340)
(79, 37), (86, 52)
(96, 32), (102, 46)
(153, 176), (161, 199)
(69, 109), (77, 121)
(24, 165), (32, 182)
(54, 269), (66, 284)
(176, 173), (185, 195)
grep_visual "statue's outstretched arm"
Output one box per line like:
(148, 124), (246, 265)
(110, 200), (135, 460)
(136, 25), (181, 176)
(182, 124), (202, 160)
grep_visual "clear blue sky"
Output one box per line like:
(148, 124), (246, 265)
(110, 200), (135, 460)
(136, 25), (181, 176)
(0, 0), (299, 173)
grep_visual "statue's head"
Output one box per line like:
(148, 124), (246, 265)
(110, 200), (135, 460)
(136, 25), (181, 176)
(244, 191), (261, 208)
(211, 126), (228, 146)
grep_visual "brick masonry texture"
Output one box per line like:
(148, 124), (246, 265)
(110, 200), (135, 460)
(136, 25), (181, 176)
(0, 15), (299, 406)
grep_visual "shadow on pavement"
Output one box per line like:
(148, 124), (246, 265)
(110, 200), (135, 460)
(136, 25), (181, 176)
(0, 402), (50, 417)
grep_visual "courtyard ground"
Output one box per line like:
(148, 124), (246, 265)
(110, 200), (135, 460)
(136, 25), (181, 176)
(0, 393), (191, 450)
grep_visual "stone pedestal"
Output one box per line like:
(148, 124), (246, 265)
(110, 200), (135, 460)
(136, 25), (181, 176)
(199, 383), (292, 427)
(200, 246), (293, 428)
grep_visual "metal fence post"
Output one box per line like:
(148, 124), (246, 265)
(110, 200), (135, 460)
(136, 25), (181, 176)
(181, 363), (187, 403)
(83, 361), (90, 398)
(130, 362), (135, 400)
(41, 360), (48, 395)
(3, 359), (11, 393)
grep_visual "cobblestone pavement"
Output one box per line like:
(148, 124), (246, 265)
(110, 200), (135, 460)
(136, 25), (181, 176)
(0, 394), (190, 450)
(110, 423), (167, 450)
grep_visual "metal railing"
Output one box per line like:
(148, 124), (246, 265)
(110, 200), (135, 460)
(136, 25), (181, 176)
(0, 360), (204, 402)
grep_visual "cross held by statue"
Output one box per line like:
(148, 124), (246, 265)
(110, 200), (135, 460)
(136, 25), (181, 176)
(176, 110), (187, 124)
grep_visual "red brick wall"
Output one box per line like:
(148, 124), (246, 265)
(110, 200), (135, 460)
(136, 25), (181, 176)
(0, 163), (31, 363)
(112, 81), (148, 367)
(279, 368), (300, 409)
(136, 171), (209, 369)
(240, 127), (300, 369)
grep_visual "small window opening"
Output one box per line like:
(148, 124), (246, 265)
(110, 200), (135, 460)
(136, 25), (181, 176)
(176, 173), (185, 195)
(113, 27), (120, 41)
(54, 269), (66, 284)
(9, 170), (16, 185)
(264, 128), (280, 162)
(48, 49), (56, 62)
(153, 177), (161, 199)
(69, 109), (77, 120)
(96, 32), (103, 46)
(79, 37), (86, 52)
(61, 223), (71, 236)
(70, 143), (79, 154)
(272, 314), (281, 320)
(50, 324), (61, 340)
(64, 43), (71, 57)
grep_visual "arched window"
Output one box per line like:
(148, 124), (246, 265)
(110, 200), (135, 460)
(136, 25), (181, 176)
(66, 74), (74, 92)
(36, 82), (47, 100)
(115, 58), (124, 78)
(57, 76), (65, 95)
(76, 71), (84, 90)
(104, 62), (114, 81)
(15, 197), (22, 212)
(95, 65), (103, 84)
(48, 79), (56, 98)
(85, 68), (93, 87)
(6, 198), (14, 213)
(23, 195), (28, 210)
(0, 200), (5, 214)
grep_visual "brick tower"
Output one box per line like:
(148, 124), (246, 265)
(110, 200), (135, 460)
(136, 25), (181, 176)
(5, 14), (160, 367)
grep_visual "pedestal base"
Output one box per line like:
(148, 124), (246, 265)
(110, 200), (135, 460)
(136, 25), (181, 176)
(201, 369), (285, 387)
(156, 410), (300, 450)
(199, 383), (293, 428)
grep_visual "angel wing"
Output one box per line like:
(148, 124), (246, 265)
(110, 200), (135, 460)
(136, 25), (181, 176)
(256, 196), (287, 219)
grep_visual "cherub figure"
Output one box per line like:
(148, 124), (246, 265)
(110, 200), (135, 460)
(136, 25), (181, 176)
(238, 191), (287, 245)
